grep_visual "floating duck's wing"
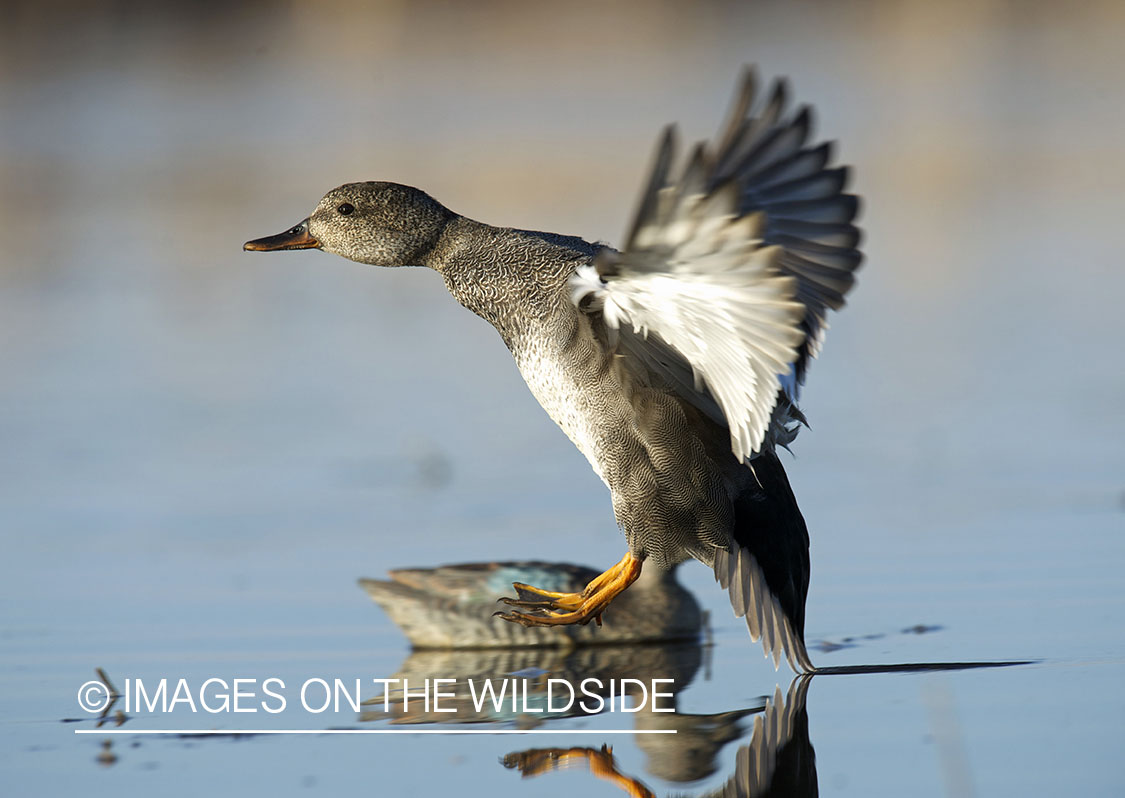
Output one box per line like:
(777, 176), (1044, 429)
(570, 67), (862, 462)
(386, 562), (597, 602)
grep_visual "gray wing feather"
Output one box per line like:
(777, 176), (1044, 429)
(719, 68), (863, 388)
(622, 125), (679, 250)
(714, 546), (815, 673)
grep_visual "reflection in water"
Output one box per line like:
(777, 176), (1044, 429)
(359, 643), (704, 726)
(504, 677), (815, 798)
(704, 678), (816, 798)
(95, 740), (117, 768)
(360, 563), (1024, 794)
(362, 560), (783, 783)
(504, 745), (654, 798)
(359, 641), (802, 790)
(633, 703), (755, 783)
(360, 561), (701, 648)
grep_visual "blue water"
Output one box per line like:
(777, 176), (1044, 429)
(2, 3), (1123, 796)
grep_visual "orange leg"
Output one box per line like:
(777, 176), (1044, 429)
(495, 552), (642, 627)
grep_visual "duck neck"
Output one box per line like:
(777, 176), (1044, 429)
(420, 214), (593, 346)
(418, 214), (483, 275)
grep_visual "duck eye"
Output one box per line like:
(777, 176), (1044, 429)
(337, 203), (355, 216)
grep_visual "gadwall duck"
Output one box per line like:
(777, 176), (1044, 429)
(359, 561), (702, 648)
(245, 69), (863, 673)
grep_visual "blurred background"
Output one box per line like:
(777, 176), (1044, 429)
(2, 1), (1123, 796)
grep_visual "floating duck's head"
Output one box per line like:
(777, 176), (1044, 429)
(244, 181), (452, 267)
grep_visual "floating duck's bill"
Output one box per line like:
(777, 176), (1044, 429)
(243, 219), (320, 251)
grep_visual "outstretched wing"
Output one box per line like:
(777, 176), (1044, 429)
(711, 69), (863, 391)
(570, 67), (862, 461)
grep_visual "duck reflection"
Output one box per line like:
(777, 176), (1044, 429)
(360, 641), (785, 789)
(358, 642), (705, 726)
(360, 560), (702, 648)
(503, 677), (816, 798)
(361, 559), (814, 792)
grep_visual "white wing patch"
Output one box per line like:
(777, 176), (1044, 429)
(571, 209), (805, 462)
(573, 71), (861, 463)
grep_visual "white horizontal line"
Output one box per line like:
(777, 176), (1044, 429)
(75, 729), (675, 735)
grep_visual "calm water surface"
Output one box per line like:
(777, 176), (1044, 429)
(2, 3), (1123, 795)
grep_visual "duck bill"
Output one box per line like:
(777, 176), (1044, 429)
(243, 219), (320, 251)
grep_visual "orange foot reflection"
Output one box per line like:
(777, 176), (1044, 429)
(502, 745), (654, 798)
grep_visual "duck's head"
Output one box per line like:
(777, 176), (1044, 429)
(244, 181), (453, 267)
